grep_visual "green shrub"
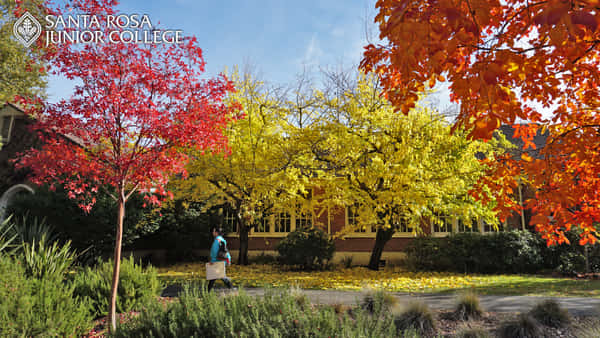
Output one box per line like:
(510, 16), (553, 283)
(361, 289), (397, 315)
(71, 256), (162, 317)
(453, 292), (483, 321)
(398, 329), (422, 338)
(248, 252), (278, 265)
(406, 231), (545, 273)
(528, 299), (570, 328)
(131, 200), (222, 263)
(575, 325), (600, 338)
(8, 186), (154, 263)
(393, 301), (436, 337)
(499, 314), (543, 338)
(113, 286), (396, 337)
(537, 230), (599, 275)
(341, 255), (354, 268)
(0, 215), (17, 254)
(406, 230), (600, 275)
(276, 226), (335, 270)
(12, 213), (57, 245)
(21, 235), (78, 280)
(0, 255), (92, 337)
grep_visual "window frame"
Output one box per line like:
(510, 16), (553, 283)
(456, 218), (480, 233)
(431, 213), (454, 237)
(226, 188), (316, 237)
(0, 115), (15, 144)
(344, 206), (418, 238)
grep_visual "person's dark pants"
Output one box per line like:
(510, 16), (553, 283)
(207, 277), (233, 291)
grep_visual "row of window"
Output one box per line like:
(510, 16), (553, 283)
(223, 207), (505, 236)
(224, 210), (312, 234)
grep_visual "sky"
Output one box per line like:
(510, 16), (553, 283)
(47, 0), (384, 102)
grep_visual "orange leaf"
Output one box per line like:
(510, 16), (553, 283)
(570, 11), (598, 31)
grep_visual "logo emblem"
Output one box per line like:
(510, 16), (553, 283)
(13, 11), (42, 47)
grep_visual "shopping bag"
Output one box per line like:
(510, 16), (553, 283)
(206, 261), (226, 280)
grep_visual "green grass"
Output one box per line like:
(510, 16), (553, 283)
(443, 275), (600, 298)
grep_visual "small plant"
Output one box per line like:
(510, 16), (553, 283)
(12, 213), (57, 244)
(575, 325), (600, 338)
(341, 255), (354, 268)
(0, 215), (17, 254)
(499, 314), (543, 338)
(454, 292), (483, 320)
(289, 285), (310, 309)
(398, 328), (421, 338)
(393, 301), (436, 337)
(332, 303), (347, 315)
(21, 234), (78, 280)
(276, 227), (335, 270)
(456, 324), (490, 338)
(361, 289), (397, 315)
(528, 299), (570, 328)
(71, 256), (162, 317)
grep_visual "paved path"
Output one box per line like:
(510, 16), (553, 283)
(161, 286), (600, 316)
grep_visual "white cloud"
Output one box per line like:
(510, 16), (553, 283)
(299, 34), (324, 67)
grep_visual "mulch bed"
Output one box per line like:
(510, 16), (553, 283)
(435, 310), (598, 337)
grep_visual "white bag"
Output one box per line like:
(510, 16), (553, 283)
(205, 261), (226, 280)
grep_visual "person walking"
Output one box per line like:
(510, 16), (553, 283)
(207, 227), (233, 291)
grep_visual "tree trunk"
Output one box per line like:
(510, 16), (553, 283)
(368, 226), (395, 271)
(238, 222), (249, 265)
(109, 190), (125, 332)
(585, 245), (590, 274)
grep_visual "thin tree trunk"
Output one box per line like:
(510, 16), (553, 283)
(238, 222), (249, 266)
(368, 226), (395, 271)
(109, 190), (125, 332)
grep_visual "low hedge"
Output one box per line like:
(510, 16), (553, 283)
(277, 227), (335, 270)
(405, 230), (600, 274)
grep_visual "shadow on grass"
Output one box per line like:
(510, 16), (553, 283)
(435, 275), (600, 298)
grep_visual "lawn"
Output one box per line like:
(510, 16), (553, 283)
(157, 264), (600, 298)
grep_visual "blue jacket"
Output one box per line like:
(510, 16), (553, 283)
(210, 235), (231, 265)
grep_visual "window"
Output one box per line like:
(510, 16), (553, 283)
(223, 208), (237, 233)
(274, 212), (292, 233)
(347, 205), (363, 232)
(397, 216), (413, 233)
(295, 210), (313, 228)
(457, 219), (479, 232)
(432, 214), (453, 233)
(0, 115), (14, 143)
(347, 205), (377, 233)
(483, 221), (504, 232)
(253, 216), (271, 233)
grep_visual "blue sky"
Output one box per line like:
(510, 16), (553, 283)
(48, 0), (380, 102)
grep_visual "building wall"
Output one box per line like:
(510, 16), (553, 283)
(0, 106), (37, 194)
(224, 183), (533, 265)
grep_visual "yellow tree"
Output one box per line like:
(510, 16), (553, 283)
(173, 70), (309, 265)
(309, 74), (500, 270)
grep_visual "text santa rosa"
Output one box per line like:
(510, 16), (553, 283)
(44, 14), (183, 45)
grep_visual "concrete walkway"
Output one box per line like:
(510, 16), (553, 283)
(161, 285), (600, 316)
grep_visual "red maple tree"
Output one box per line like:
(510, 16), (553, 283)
(15, 0), (238, 330)
(361, 0), (600, 247)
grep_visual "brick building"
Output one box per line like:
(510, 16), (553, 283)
(224, 125), (548, 265)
